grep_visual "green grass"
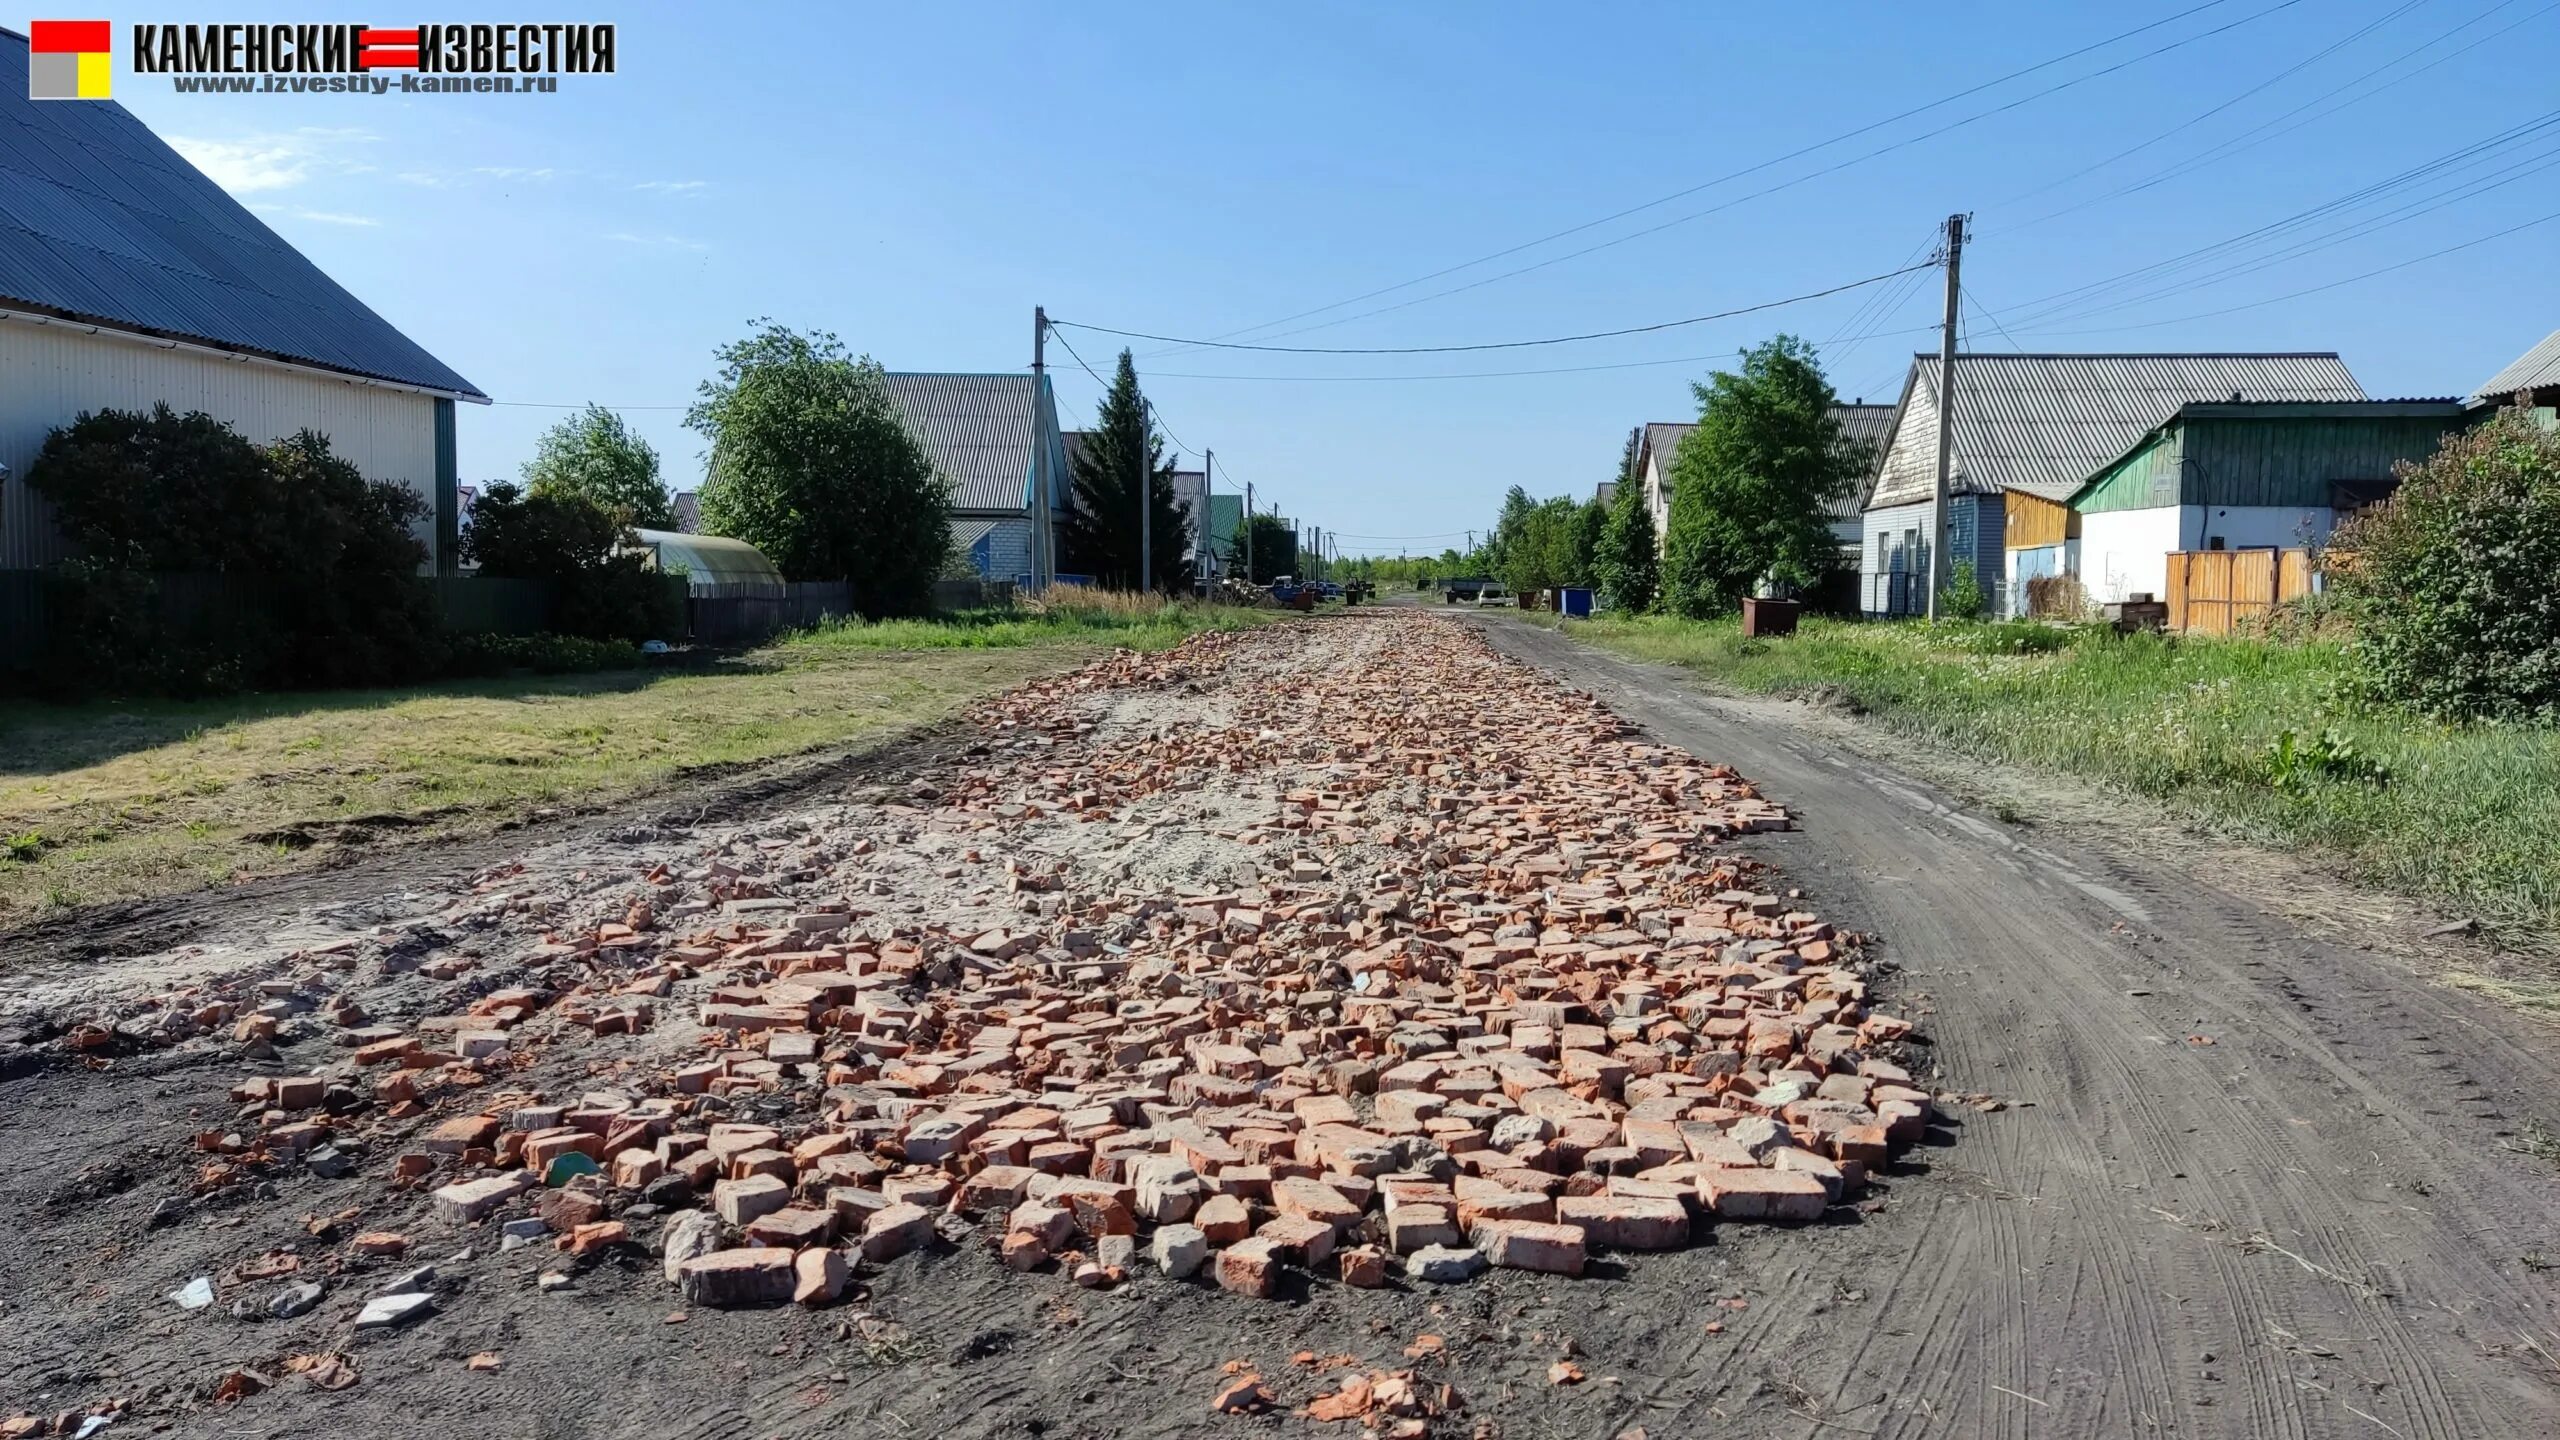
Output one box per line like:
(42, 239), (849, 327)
(784, 592), (1276, 654)
(1560, 614), (2560, 934)
(0, 596), (1278, 929)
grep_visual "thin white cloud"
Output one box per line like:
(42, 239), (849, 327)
(394, 171), (451, 188)
(605, 231), (710, 251)
(474, 166), (559, 181)
(166, 127), (377, 194)
(634, 179), (707, 195)
(291, 209), (381, 227)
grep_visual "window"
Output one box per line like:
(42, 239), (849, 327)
(2207, 537), (2226, 551)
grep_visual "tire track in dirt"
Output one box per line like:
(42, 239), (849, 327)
(1474, 613), (2560, 1440)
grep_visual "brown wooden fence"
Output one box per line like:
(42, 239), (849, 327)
(2163, 547), (2314, 634)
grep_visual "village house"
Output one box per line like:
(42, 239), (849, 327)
(2061, 399), (2465, 609)
(0, 26), (484, 573)
(1858, 352), (2366, 617)
(882, 372), (1071, 587)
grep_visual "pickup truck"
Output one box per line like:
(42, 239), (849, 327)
(1471, 586), (1514, 608)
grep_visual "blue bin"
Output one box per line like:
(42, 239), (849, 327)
(1558, 586), (1595, 618)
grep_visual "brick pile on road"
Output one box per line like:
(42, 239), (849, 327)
(144, 614), (1933, 1316)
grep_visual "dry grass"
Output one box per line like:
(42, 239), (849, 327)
(0, 645), (1075, 926)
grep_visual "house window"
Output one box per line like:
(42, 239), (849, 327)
(2207, 536), (2225, 551)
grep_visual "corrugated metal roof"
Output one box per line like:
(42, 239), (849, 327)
(2472, 327), (2560, 404)
(1868, 352), (2365, 508)
(0, 30), (483, 398)
(1829, 403), (1896, 519)
(948, 518), (1000, 549)
(1640, 422), (1695, 478)
(880, 372), (1038, 511)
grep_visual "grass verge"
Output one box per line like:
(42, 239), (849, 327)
(0, 595), (1275, 926)
(1556, 614), (2560, 935)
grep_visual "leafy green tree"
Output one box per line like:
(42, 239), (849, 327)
(462, 481), (682, 642)
(522, 403), (673, 529)
(1572, 497), (1608, 584)
(1660, 334), (1858, 617)
(1483, 485), (1537, 582)
(1596, 480), (1659, 612)
(1619, 424), (1644, 486)
(2332, 404), (2560, 721)
(1060, 349), (1192, 592)
(688, 321), (951, 617)
(1225, 513), (1297, 584)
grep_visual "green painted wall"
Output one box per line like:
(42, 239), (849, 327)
(2076, 430), (2181, 513)
(2075, 413), (2462, 514)
(2181, 415), (2460, 507)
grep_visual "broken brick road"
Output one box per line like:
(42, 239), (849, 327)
(3, 609), (2555, 1439)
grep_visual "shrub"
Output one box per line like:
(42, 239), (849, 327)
(443, 632), (645, 677)
(1937, 560), (1988, 621)
(2331, 406), (2560, 722)
(461, 481), (683, 643)
(23, 406), (437, 694)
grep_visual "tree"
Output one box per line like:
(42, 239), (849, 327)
(1619, 424), (1644, 487)
(1059, 350), (1193, 592)
(1572, 496), (1608, 585)
(1226, 513), (1297, 584)
(1596, 480), (1659, 612)
(522, 403), (673, 528)
(23, 406), (435, 693)
(688, 321), (951, 617)
(1483, 485), (1537, 582)
(2331, 403), (2560, 721)
(1660, 334), (1858, 617)
(461, 481), (682, 642)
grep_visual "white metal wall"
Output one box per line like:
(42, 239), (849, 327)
(0, 323), (441, 570)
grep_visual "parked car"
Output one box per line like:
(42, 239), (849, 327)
(1472, 586), (1513, 607)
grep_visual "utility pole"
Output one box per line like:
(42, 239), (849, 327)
(1201, 448), (1213, 587)
(1926, 213), (1965, 621)
(1137, 400), (1152, 595)
(1032, 306), (1049, 588)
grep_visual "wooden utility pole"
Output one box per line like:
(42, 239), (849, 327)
(1926, 213), (1964, 621)
(1032, 306), (1049, 588)
(1137, 401), (1152, 595)
(1201, 449), (1213, 588)
(1244, 481), (1256, 584)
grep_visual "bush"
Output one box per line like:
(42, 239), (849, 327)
(2331, 406), (2560, 722)
(443, 632), (645, 677)
(461, 481), (683, 643)
(24, 406), (438, 695)
(1937, 560), (1988, 621)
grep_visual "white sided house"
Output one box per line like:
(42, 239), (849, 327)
(0, 27), (484, 572)
(1859, 353), (2366, 617)
(2065, 400), (2466, 607)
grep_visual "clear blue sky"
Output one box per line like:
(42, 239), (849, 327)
(114, 0), (2558, 556)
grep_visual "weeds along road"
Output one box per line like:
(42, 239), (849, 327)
(1475, 606), (2560, 1440)
(0, 608), (2551, 1440)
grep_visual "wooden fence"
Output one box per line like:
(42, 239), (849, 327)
(2163, 547), (2314, 634)
(686, 581), (858, 645)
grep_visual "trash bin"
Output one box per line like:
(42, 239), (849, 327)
(1558, 587), (1595, 618)
(1740, 597), (1801, 637)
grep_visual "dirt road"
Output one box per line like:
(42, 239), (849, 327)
(1475, 610), (2560, 1439)
(2, 610), (2553, 1439)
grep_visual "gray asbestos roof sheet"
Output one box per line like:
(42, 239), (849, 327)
(0, 29), (482, 397)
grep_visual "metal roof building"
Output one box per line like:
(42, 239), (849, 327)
(2471, 327), (2560, 409)
(879, 372), (1070, 586)
(1866, 353), (2367, 508)
(0, 27), (483, 571)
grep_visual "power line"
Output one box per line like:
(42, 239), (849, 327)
(2005, 0), (2553, 232)
(2016, 204), (2560, 335)
(1989, 109), (2560, 328)
(1055, 262), (1935, 356)
(1989, 0), (2435, 213)
(1145, 0), (2307, 356)
(1140, 0), (2266, 357)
